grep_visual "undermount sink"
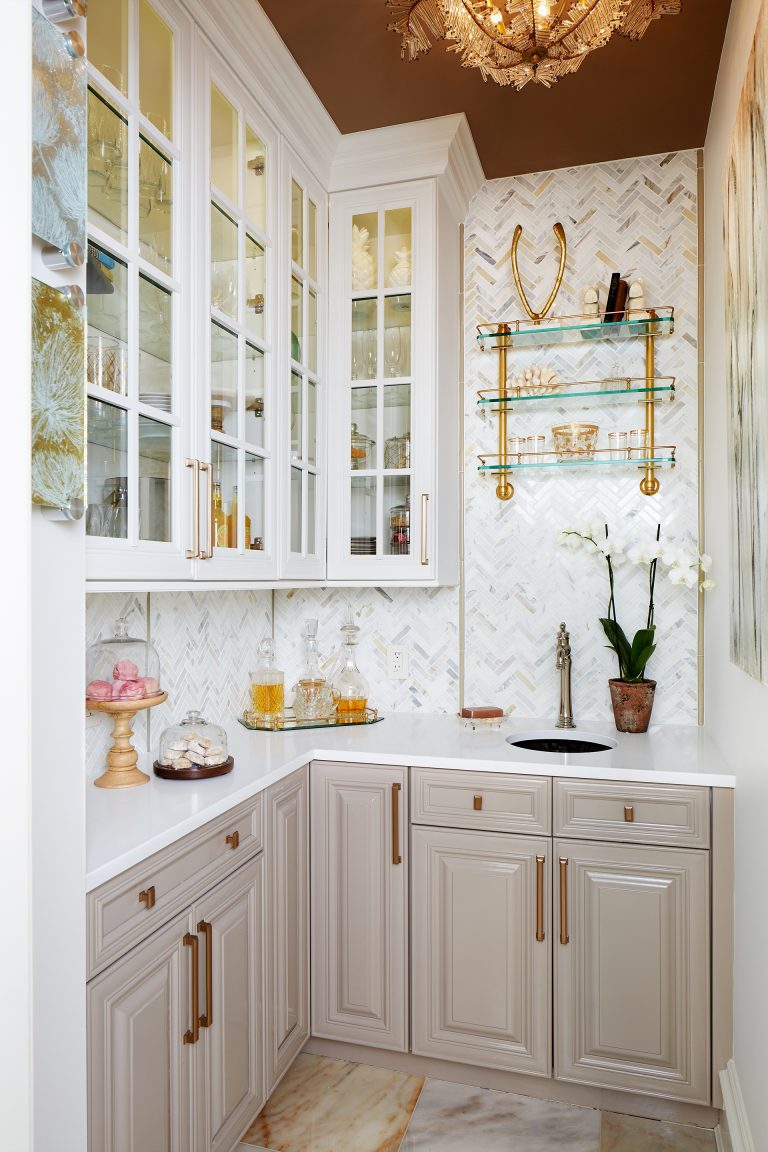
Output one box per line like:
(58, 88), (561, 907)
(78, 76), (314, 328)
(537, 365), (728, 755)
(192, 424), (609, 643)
(506, 730), (618, 754)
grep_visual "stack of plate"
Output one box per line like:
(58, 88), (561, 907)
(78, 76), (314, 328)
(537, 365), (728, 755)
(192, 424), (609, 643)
(351, 536), (376, 555)
(139, 393), (172, 412)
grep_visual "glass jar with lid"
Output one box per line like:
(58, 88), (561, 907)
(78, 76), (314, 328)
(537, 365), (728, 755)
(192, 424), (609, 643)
(384, 433), (410, 470)
(156, 710), (231, 775)
(389, 494), (410, 555)
(86, 616), (162, 702)
(350, 423), (374, 470)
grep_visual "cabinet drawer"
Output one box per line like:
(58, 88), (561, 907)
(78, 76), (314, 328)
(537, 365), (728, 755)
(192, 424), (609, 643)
(554, 779), (709, 848)
(411, 768), (550, 835)
(87, 793), (263, 978)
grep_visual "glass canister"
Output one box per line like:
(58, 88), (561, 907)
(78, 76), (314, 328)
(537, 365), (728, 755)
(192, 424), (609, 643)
(249, 638), (285, 727)
(292, 619), (334, 721)
(330, 611), (369, 721)
(384, 433), (410, 470)
(350, 423), (374, 470)
(389, 494), (410, 555)
(86, 616), (162, 701)
(157, 710), (228, 770)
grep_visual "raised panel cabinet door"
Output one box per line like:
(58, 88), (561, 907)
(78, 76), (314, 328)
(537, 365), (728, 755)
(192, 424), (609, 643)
(555, 839), (710, 1103)
(194, 857), (264, 1152)
(87, 912), (192, 1152)
(311, 761), (408, 1050)
(411, 827), (550, 1076)
(265, 767), (309, 1094)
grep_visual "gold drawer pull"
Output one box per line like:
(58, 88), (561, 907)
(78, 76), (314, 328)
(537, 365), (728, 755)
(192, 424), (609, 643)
(138, 885), (156, 910)
(197, 920), (213, 1029)
(225, 830), (240, 850)
(392, 783), (402, 865)
(559, 857), (569, 946)
(624, 805), (635, 823)
(183, 932), (199, 1045)
(535, 855), (545, 942)
(473, 795), (483, 811)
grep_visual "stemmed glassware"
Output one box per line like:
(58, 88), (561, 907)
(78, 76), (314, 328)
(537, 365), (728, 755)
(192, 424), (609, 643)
(385, 326), (402, 378)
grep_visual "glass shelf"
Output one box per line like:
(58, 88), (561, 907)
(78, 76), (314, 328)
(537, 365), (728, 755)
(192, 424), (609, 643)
(476, 307), (674, 349)
(477, 449), (677, 475)
(477, 377), (675, 408)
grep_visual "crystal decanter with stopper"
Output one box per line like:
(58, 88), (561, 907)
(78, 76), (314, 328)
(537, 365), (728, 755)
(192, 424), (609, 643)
(331, 609), (369, 721)
(293, 619), (334, 722)
(249, 638), (284, 727)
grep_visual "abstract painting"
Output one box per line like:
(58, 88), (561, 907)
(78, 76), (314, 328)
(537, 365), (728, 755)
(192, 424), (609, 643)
(724, 0), (768, 682)
(31, 279), (85, 508)
(32, 7), (86, 252)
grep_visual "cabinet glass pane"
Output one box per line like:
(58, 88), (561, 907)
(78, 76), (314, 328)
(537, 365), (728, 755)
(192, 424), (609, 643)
(351, 298), (377, 380)
(307, 381), (317, 465)
(86, 398), (128, 538)
(290, 467), (302, 553)
(211, 441), (237, 548)
(245, 234), (265, 341)
(385, 477), (410, 556)
(307, 471), (316, 554)
(291, 276), (303, 363)
(87, 246), (128, 395)
(245, 453), (264, 552)
(245, 343), (264, 448)
(291, 180), (303, 267)
(351, 387), (376, 470)
(139, 275), (172, 407)
(245, 126), (266, 233)
(211, 85), (238, 203)
(308, 199), (317, 281)
(384, 295), (411, 378)
(290, 371), (302, 459)
(308, 289), (317, 373)
(139, 136), (172, 275)
(139, 0), (173, 140)
(351, 476), (376, 555)
(138, 415), (171, 542)
(211, 321), (238, 438)
(352, 211), (377, 292)
(384, 207), (412, 289)
(383, 384), (411, 469)
(211, 203), (238, 319)
(88, 89), (128, 246)
(87, 0), (128, 96)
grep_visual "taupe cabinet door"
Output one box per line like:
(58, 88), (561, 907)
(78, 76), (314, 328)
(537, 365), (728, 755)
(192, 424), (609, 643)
(411, 826), (551, 1075)
(311, 761), (408, 1050)
(194, 857), (264, 1152)
(265, 767), (309, 1094)
(88, 912), (192, 1152)
(555, 839), (710, 1103)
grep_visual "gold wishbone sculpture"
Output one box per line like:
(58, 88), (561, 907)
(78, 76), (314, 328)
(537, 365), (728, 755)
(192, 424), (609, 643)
(510, 222), (567, 322)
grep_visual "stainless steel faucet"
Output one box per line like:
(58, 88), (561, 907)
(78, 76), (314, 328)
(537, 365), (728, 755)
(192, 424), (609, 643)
(556, 622), (575, 729)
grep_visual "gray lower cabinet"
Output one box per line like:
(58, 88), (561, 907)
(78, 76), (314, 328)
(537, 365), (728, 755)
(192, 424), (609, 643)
(411, 826), (551, 1076)
(265, 767), (310, 1094)
(311, 761), (409, 1051)
(554, 839), (710, 1103)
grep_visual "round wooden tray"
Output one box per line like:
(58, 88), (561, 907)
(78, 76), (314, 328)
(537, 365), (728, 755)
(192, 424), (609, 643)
(153, 755), (234, 781)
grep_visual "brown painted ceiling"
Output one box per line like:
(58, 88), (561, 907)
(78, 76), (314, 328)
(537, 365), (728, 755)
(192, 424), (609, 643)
(258, 0), (732, 179)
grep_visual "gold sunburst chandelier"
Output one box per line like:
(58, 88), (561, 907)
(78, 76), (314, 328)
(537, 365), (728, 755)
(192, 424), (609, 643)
(386, 0), (681, 89)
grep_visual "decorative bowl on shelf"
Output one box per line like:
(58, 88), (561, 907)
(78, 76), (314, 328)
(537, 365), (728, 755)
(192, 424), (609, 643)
(551, 423), (599, 461)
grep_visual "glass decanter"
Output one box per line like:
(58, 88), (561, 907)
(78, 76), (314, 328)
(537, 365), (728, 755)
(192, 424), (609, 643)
(292, 619), (334, 722)
(331, 611), (369, 721)
(249, 638), (284, 727)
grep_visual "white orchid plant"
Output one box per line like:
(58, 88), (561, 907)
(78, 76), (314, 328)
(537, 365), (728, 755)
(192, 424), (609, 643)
(558, 522), (714, 683)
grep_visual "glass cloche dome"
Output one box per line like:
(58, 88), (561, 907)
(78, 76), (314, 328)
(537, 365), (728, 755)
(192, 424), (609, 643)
(86, 617), (162, 702)
(157, 710), (229, 771)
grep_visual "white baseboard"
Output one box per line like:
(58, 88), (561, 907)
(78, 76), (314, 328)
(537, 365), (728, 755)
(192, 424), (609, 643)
(720, 1061), (755, 1152)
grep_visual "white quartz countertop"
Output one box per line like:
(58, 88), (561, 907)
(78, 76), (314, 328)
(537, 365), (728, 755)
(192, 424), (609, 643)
(86, 713), (735, 892)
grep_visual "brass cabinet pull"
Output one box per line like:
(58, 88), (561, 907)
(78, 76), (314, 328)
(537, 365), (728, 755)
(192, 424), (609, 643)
(392, 782), (402, 865)
(197, 920), (213, 1029)
(225, 830), (240, 850)
(624, 804), (635, 823)
(535, 856), (545, 942)
(420, 494), (430, 566)
(138, 885), (156, 910)
(183, 933), (199, 1044)
(199, 461), (213, 560)
(559, 857), (569, 946)
(473, 795), (483, 811)
(185, 459), (200, 559)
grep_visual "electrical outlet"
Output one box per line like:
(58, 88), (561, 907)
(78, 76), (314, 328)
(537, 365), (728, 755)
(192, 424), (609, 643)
(387, 644), (409, 679)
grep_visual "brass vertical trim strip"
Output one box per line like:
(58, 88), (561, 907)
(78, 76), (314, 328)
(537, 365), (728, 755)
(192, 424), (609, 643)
(391, 782), (402, 865)
(559, 857), (569, 946)
(197, 920), (213, 1029)
(697, 148), (706, 726)
(535, 855), (545, 942)
(183, 932), (199, 1044)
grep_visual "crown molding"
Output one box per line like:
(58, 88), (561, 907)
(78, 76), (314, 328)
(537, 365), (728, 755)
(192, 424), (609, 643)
(180, 0), (340, 188)
(329, 113), (485, 219)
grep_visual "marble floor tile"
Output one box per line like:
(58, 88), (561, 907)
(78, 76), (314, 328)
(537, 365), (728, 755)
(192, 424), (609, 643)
(600, 1111), (717, 1152)
(400, 1078), (600, 1151)
(241, 1053), (424, 1152)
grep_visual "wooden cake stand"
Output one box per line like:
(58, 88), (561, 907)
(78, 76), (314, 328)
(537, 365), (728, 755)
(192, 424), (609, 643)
(88, 692), (167, 789)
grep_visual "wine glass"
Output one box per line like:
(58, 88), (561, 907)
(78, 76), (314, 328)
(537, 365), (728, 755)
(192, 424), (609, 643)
(385, 326), (401, 378)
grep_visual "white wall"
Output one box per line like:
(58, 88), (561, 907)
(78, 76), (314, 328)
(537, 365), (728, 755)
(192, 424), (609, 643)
(704, 0), (768, 1143)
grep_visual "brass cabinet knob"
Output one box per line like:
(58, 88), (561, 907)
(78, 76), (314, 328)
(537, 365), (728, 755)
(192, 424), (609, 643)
(473, 795), (483, 811)
(139, 885), (156, 909)
(624, 805), (635, 823)
(225, 830), (240, 850)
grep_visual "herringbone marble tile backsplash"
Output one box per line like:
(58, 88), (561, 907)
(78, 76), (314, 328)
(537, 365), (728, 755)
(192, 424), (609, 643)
(86, 149), (700, 772)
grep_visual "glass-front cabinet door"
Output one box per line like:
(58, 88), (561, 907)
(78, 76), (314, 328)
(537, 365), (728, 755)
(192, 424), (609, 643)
(85, 0), (192, 579)
(327, 182), (436, 580)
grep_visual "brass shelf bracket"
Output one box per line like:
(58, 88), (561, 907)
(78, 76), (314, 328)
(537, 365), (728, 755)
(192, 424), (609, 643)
(495, 325), (514, 501)
(510, 222), (566, 323)
(641, 312), (661, 497)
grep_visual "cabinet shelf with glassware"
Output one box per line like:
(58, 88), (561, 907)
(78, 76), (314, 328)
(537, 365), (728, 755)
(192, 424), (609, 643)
(327, 180), (460, 584)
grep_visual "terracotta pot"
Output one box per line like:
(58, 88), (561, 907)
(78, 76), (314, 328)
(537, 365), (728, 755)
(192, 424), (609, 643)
(608, 679), (656, 734)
